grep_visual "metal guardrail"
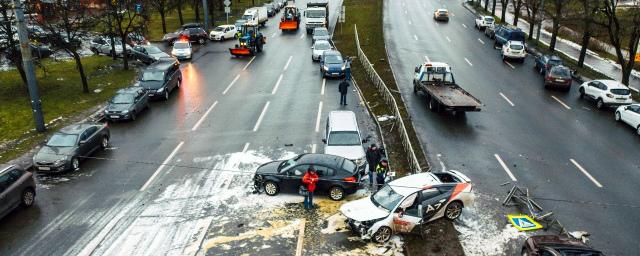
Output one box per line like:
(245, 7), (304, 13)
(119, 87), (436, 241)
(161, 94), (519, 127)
(353, 24), (423, 173)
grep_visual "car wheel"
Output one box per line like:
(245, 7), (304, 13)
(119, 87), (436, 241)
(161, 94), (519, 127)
(579, 87), (585, 98)
(596, 98), (604, 109)
(21, 188), (35, 207)
(199, 38), (205, 44)
(221, 36), (225, 41)
(444, 201), (463, 220)
(637, 125), (640, 136)
(429, 98), (439, 112)
(413, 84), (418, 94)
(615, 111), (621, 121)
(372, 226), (392, 243)
(130, 112), (137, 121)
(100, 136), (109, 149)
(71, 157), (80, 171)
(164, 90), (169, 101)
(521, 248), (529, 256)
(90, 48), (98, 55)
(263, 181), (279, 196)
(329, 186), (345, 201)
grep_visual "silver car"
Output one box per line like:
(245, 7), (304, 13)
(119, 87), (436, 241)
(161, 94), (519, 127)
(0, 164), (36, 219)
(312, 27), (330, 44)
(311, 40), (332, 61)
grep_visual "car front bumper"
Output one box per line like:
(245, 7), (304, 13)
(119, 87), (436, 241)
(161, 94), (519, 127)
(604, 99), (633, 106)
(323, 70), (345, 78)
(34, 162), (69, 172)
(173, 54), (192, 60)
(105, 113), (132, 121)
(503, 52), (526, 59)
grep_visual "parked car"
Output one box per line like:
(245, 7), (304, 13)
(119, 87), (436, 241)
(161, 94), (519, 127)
(209, 25), (237, 41)
(90, 36), (131, 56)
(323, 111), (367, 167)
(136, 59), (182, 100)
(521, 235), (603, 256)
(501, 40), (526, 62)
(253, 153), (365, 201)
(5, 44), (53, 59)
(615, 104), (640, 136)
(104, 87), (150, 121)
(179, 28), (208, 44)
(131, 45), (171, 64)
(494, 25), (526, 47)
(33, 123), (110, 172)
(433, 9), (450, 21)
(264, 3), (276, 17)
(171, 40), (193, 60)
(534, 54), (563, 75)
(311, 39), (332, 61)
(578, 79), (633, 109)
(181, 23), (204, 30)
(162, 29), (183, 45)
(544, 65), (572, 90)
(312, 27), (330, 43)
(320, 50), (346, 78)
(126, 32), (149, 46)
(341, 171), (473, 243)
(0, 164), (36, 219)
(484, 23), (496, 38)
(475, 15), (495, 30)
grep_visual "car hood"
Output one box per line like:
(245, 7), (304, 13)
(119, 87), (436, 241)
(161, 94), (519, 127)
(106, 102), (133, 112)
(172, 49), (191, 54)
(34, 146), (75, 162)
(340, 197), (390, 222)
(138, 80), (164, 90)
(163, 32), (179, 40)
(314, 35), (330, 41)
(149, 52), (171, 60)
(325, 146), (365, 160)
(255, 161), (280, 175)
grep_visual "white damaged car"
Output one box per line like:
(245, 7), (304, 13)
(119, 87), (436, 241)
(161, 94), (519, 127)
(340, 171), (474, 243)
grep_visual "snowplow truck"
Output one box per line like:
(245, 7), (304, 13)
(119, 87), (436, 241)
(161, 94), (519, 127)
(229, 23), (265, 57)
(279, 3), (301, 31)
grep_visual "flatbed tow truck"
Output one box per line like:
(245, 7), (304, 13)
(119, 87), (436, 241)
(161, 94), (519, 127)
(413, 62), (482, 115)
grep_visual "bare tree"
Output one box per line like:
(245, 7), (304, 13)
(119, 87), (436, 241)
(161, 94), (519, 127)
(150, 0), (173, 34)
(485, 0), (490, 11)
(500, 0), (510, 22)
(492, 0), (497, 16)
(108, 0), (147, 70)
(599, 0), (640, 85)
(576, 0), (601, 67)
(548, 0), (567, 52)
(523, 0), (541, 39)
(512, 0), (524, 26)
(191, 0), (201, 23)
(0, 0), (28, 86)
(176, 0), (185, 25)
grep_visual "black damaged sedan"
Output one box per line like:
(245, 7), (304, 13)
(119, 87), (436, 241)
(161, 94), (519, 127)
(253, 153), (364, 201)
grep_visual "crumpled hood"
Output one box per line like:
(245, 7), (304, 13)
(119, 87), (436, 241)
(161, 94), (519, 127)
(340, 197), (389, 222)
(325, 146), (365, 161)
(34, 146), (75, 163)
(255, 161), (280, 175)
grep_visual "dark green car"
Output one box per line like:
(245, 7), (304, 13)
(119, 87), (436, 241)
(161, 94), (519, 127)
(104, 87), (150, 121)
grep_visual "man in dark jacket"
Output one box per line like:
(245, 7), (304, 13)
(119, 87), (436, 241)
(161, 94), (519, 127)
(365, 143), (382, 186)
(339, 79), (350, 105)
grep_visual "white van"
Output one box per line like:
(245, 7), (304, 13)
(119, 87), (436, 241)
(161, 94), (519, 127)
(323, 111), (367, 167)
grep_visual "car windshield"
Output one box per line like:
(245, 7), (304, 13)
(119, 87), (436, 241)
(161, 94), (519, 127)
(485, 17), (494, 22)
(47, 133), (78, 147)
(438, 11), (448, 14)
(371, 184), (404, 211)
(551, 67), (570, 77)
(278, 155), (302, 172)
(315, 41), (331, 50)
(145, 46), (162, 54)
(314, 29), (329, 36)
(141, 71), (164, 81)
(556, 249), (603, 256)
(242, 15), (253, 20)
(611, 88), (631, 95)
(174, 42), (189, 49)
(213, 27), (225, 32)
(510, 44), (524, 50)
(307, 9), (326, 18)
(325, 55), (343, 64)
(420, 67), (454, 83)
(111, 93), (135, 104)
(328, 131), (361, 146)
(548, 58), (562, 66)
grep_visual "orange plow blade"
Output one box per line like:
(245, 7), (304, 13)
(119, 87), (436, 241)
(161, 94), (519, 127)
(229, 48), (252, 56)
(279, 21), (298, 30)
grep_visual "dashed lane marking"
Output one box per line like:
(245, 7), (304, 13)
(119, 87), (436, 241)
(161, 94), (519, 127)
(414, 34), (418, 41)
(315, 101), (323, 133)
(499, 92), (515, 106)
(284, 55), (293, 71)
(321, 78), (326, 95)
(253, 101), (270, 132)
(477, 38), (485, 44)
(311, 144), (317, 153)
(243, 56), (256, 70)
(494, 154), (518, 181)
(551, 95), (572, 110)
(504, 61), (516, 69)
(424, 55), (431, 62)
(191, 101), (218, 131)
(222, 74), (240, 95)
(462, 23), (468, 29)
(446, 36), (451, 42)
(570, 159), (603, 188)
(464, 57), (473, 66)
(271, 74), (284, 95)
(242, 142), (250, 153)
(140, 141), (185, 191)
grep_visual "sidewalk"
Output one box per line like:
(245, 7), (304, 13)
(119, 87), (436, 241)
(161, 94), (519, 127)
(469, 1), (640, 90)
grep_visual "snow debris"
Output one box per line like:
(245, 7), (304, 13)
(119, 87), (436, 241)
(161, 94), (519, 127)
(321, 213), (348, 234)
(455, 206), (526, 255)
(376, 115), (396, 122)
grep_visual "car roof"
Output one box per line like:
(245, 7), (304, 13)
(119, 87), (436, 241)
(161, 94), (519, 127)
(116, 87), (144, 94)
(0, 164), (17, 175)
(323, 50), (341, 56)
(314, 39), (331, 45)
(314, 27), (328, 31)
(298, 154), (346, 167)
(598, 79), (628, 89)
(59, 123), (96, 134)
(329, 111), (358, 131)
(508, 41), (524, 45)
(389, 172), (442, 196)
(147, 59), (178, 71)
(217, 25), (234, 28)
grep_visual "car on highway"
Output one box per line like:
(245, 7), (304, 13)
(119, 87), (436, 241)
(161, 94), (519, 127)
(433, 9), (450, 21)
(90, 36), (131, 56)
(320, 50), (346, 78)
(578, 79), (633, 109)
(493, 25), (526, 48)
(179, 28), (208, 45)
(484, 23), (496, 38)
(131, 45), (171, 64)
(475, 15), (495, 30)
(340, 171), (473, 243)
(311, 39), (332, 61)
(312, 27), (330, 44)
(104, 87), (150, 122)
(171, 40), (193, 60)
(162, 24), (204, 45)
(501, 40), (526, 62)
(615, 104), (640, 136)
(0, 164), (36, 219)
(323, 111), (367, 167)
(136, 59), (182, 100)
(33, 123), (110, 173)
(521, 235), (603, 256)
(543, 65), (572, 90)
(209, 25), (237, 41)
(264, 3), (276, 17)
(253, 153), (364, 201)
(534, 54), (563, 75)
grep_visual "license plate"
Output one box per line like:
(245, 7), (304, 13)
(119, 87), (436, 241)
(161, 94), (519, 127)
(616, 98), (626, 100)
(149, 94), (154, 97)
(332, 73), (339, 75)
(555, 79), (565, 82)
(38, 166), (50, 171)
(110, 115), (120, 119)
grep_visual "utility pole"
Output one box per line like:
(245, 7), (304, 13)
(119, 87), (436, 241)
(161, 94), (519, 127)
(535, 0), (545, 42)
(202, 0), (209, 32)
(12, 0), (45, 132)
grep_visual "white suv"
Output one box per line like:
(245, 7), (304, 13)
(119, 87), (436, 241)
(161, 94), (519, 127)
(578, 79), (633, 109)
(323, 111), (367, 167)
(475, 16), (495, 30)
(615, 104), (640, 136)
(501, 41), (526, 61)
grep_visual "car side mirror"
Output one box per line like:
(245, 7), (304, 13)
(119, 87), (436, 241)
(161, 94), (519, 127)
(418, 204), (424, 219)
(322, 139), (327, 143)
(414, 66), (420, 73)
(78, 140), (86, 145)
(396, 208), (404, 217)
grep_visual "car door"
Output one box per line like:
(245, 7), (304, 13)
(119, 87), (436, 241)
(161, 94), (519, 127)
(392, 192), (422, 234)
(282, 164), (309, 192)
(228, 26), (236, 38)
(585, 81), (600, 98)
(628, 106), (640, 127)
(0, 173), (16, 217)
(420, 187), (450, 222)
(314, 165), (335, 192)
(80, 127), (98, 155)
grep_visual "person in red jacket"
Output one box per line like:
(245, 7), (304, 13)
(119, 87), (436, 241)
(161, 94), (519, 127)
(302, 167), (319, 209)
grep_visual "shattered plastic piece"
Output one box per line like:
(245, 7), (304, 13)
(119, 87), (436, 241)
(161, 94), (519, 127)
(376, 115), (396, 122)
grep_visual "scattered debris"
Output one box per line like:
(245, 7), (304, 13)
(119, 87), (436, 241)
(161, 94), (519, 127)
(376, 115), (396, 122)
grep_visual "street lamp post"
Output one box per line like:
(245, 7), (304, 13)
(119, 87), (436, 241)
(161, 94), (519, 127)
(535, 0), (545, 42)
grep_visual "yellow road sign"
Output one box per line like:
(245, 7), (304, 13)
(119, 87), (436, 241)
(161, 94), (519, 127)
(635, 54), (640, 62)
(507, 214), (543, 231)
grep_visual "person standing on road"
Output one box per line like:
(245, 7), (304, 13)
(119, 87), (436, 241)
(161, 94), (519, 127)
(302, 167), (319, 209)
(365, 143), (382, 187)
(339, 79), (350, 106)
(375, 159), (389, 189)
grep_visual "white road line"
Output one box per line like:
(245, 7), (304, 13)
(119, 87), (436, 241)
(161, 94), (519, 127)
(499, 92), (515, 106)
(222, 74), (241, 95)
(283, 55), (293, 71)
(504, 61), (516, 69)
(311, 144), (317, 153)
(409, 20), (412, 25)
(191, 101), (218, 131)
(451, 13), (455, 16)
(321, 78), (326, 95)
(405, 10), (408, 14)
(477, 38), (485, 44)
(551, 95), (572, 110)
(272, 74), (284, 94)
(271, 32), (277, 38)
(300, 33), (305, 39)
(494, 154), (518, 181)
(140, 141), (185, 191)
(462, 23), (468, 29)
(315, 101), (323, 133)
(253, 101), (270, 132)
(243, 56), (256, 70)
(413, 34), (418, 41)
(570, 159), (603, 188)
(242, 142), (250, 153)
(464, 57), (473, 66)
(446, 36), (451, 42)
(295, 219), (306, 256)
(424, 55), (431, 62)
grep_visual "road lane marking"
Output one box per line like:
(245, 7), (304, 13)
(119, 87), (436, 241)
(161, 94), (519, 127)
(477, 38), (485, 44)
(451, 12), (455, 16)
(271, 32), (277, 38)
(315, 101), (323, 132)
(409, 20), (412, 25)
(499, 92), (515, 106)
(321, 78), (326, 95)
(414, 34), (418, 41)
(242, 142), (250, 153)
(504, 61), (516, 69)
(300, 33), (305, 39)
(222, 74), (241, 95)
(570, 159), (603, 188)
(311, 144), (317, 153)
(191, 101), (218, 131)
(283, 55), (293, 71)
(464, 57), (473, 66)
(446, 36), (451, 42)
(243, 56), (256, 70)
(272, 74), (284, 94)
(253, 101), (270, 132)
(424, 55), (431, 62)
(405, 10), (408, 14)
(551, 95), (572, 110)
(494, 154), (517, 181)
(462, 23), (468, 29)
(295, 219), (306, 256)
(140, 141), (185, 191)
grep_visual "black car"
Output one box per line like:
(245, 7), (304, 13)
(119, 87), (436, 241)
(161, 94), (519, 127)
(534, 54), (563, 75)
(253, 153), (364, 201)
(5, 44), (53, 59)
(131, 45), (171, 64)
(104, 87), (150, 121)
(493, 25), (526, 47)
(181, 23), (204, 30)
(522, 235), (603, 256)
(136, 59), (182, 100)
(0, 164), (36, 219)
(180, 28), (208, 44)
(264, 3), (276, 17)
(162, 29), (183, 45)
(544, 65), (573, 91)
(33, 123), (110, 173)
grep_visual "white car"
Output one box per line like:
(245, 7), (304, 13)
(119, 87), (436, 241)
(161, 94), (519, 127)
(615, 104), (640, 135)
(323, 111), (367, 167)
(475, 15), (495, 29)
(209, 25), (237, 41)
(578, 79), (633, 109)
(311, 39), (332, 61)
(340, 171), (473, 243)
(90, 36), (131, 56)
(171, 41), (192, 60)
(501, 40), (526, 61)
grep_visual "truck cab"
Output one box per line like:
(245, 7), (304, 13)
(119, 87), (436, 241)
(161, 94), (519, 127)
(414, 62), (455, 86)
(305, 0), (329, 34)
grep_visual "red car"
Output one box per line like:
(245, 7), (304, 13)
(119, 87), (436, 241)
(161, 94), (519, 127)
(521, 235), (603, 256)
(544, 65), (572, 91)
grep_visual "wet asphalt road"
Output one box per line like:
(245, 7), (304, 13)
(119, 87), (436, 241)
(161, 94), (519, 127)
(0, 0), (383, 255)
(385, 0), (640, 254)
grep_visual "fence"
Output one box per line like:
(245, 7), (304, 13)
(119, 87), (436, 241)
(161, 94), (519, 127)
(353, 24), (424, 173)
